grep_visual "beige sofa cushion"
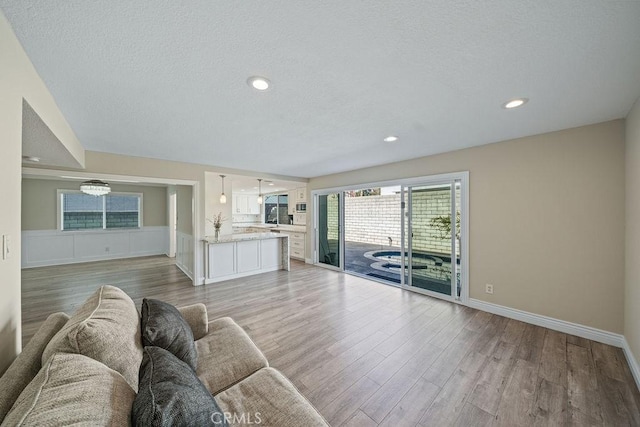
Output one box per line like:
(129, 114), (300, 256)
(41, 285), (143, 390)
(215, 367), (329, 427)
(196, 317), (268, 395)
(2, 352), (135, 427)
(178, 303), (209, 340)
(0, 313), (69, 424)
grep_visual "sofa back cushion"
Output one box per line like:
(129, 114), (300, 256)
(2, 352), (135, 427)
(0, 313), (69, 424)
(41, 285), (143, 390)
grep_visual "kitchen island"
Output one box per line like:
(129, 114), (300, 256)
(203, 232), (289, 284)
(231, 224), (307, 261)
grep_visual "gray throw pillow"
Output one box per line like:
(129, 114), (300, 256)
(132, 346), (227, 427)
(141, 298), (198, 370)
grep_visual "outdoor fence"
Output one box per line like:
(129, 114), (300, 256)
(326, 189), (460, 256)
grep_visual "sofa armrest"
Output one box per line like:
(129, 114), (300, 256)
(0, 312), (70, 423)
(177, 303), (208, 340)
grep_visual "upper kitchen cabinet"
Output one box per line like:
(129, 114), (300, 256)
(247, 196), (260, 214)
(288, 191), (296, 215)
(295, 188), (307, 203)
(233, 195), (260, 215)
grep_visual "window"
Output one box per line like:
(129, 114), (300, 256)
(264, 193), (289, 225)
(106, 195), (140, 228)
(60, 191), (142, 230)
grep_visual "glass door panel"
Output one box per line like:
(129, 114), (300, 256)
(406, 183), (456, 298)
(317, 193), (341, 268)
(454, 182), (461, 298)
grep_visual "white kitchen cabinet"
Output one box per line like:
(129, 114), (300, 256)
(279, 230), (306, 260)
(261, 238), (281, 268)
(232, 195), (243, 214)
(293, 213), (306, 226)
(287, 191), (296, 215)
(233, 195), (261, 215)
(237, 240), (260, 273)
(208, 242), (236, 278)
(295, 188), (307, 203)
(247, 196), (260, 214)
(204, 234), (290, 284)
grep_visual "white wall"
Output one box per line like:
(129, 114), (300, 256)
(625, 96), (640, 378)
(0, 11), (84, 374)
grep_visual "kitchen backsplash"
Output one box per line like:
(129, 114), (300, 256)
(232, 214), (261, 224)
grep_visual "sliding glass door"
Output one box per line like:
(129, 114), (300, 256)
(313, 172), (467, 303)
(317, 193), (342, 269)
(403, 180), (461, 300)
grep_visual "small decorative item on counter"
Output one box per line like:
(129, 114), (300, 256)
(207, 212), (226, 241)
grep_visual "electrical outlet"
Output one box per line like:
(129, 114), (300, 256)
(105, 247), (110, 253)
(485, 284), (494, 294)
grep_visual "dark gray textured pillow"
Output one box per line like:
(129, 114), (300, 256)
(132, 346), (227, 427)
(141, 298), (198, 370)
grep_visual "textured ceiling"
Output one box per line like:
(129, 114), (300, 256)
(22, 100), (83, 169)
(3, 1), (640, 178)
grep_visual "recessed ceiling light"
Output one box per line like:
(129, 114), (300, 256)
(503, 98), (528, 109)
(247, 76), (270, 91)
(22, 155), (40, 162)
(383, 136), (399, 143)
(268, 182), (274, 186)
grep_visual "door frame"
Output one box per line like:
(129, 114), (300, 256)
(312, 191), (344, 272)
(312, 171), (469, 305)
(168, 188), (177, 258)
(401, 178), (465, 303)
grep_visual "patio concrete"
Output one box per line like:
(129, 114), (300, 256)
(344, 240), (455, 295)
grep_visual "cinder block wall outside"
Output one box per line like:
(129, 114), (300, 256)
(326, 189), (460, 255)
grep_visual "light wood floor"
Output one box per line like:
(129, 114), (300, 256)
(22, 256), (640, 426)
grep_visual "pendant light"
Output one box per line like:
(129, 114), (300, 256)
(219, 175), (227, 204)
(80, 179), (111, 196)
(257, 179), (263, 204)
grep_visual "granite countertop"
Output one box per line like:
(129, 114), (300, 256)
(203, 232), (288, 244)
(237, 224), (307, 232)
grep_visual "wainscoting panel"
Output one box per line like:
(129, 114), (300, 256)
(22, 227), (169, 268)
(130, 228), (169, 255)
(23, 234), (75, 266)
(74, 232), (130, 260)
(176, 231), (194, 280)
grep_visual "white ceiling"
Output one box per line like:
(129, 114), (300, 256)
(3, 1), (640, 178)
(22, 100), (83, 169)
(21, 173), (168, 188)
(205, 172), (306, 195)
(231, 178), (297, 196)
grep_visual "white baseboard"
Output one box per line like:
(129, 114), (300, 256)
(622, 338), (640, 391)
(175, 262), (193, 281)
(467, 298), (624, 348)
